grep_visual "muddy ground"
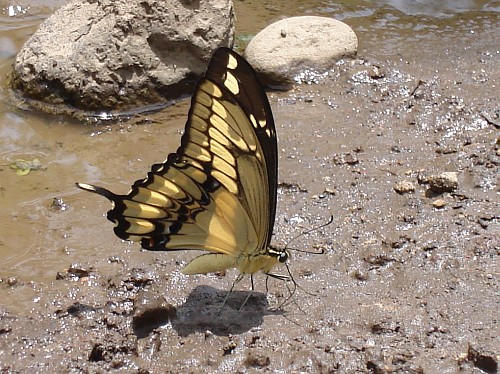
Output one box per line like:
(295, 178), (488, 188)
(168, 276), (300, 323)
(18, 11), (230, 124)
(0, 3), (499, 374)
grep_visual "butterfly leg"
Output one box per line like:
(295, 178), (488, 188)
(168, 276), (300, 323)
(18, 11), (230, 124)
(265, 272), (290, 296)
(218, 273), (245, 315)
(265, 273), (290, 281)
(238, 273), (255, 311)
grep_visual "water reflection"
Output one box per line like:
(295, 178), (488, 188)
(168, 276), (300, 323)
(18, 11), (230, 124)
(4, 5), (28, 17)
(281, 0), (496, 19)
(381, 0), (484, 16)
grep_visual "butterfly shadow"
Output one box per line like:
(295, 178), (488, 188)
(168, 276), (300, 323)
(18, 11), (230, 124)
(169, 285), (282, 336)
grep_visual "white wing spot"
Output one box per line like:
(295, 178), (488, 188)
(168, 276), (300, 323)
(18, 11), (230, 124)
(224, 71), (240, 95)
(227, 54), (238, 70)
(249, 114), (258, 129)
(206, 83), (223, 98)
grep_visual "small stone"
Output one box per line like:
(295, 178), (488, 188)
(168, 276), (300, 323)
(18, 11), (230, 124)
(428, 172), (458, 193)
(345, 152), (359, 164)
(466, 343), (499, 373)
(478, 218), (490, 229)
(334, 152), (359, 165)
(223, 340), (237, 355)
(67, 264), (92, 279)
(369, 65), (385, 79)
(423, 242), (439, 251)
(391, 145), (402, 153)
(394, 180), (415, 194)
(432, 199), (447, 209)
(323, 187), (336, 196)
(7, 277), (19, 286)
(244, 350), (270, 368)
(50, 197), (69, 211)
(352, 269), (368, 281)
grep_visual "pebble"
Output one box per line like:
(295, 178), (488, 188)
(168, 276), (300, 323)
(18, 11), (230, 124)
(428, 172), (458, 193)
(432, 199), (447, 209)
(394, 180), (415, 194)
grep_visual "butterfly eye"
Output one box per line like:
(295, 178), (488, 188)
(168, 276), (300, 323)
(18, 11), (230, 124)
(278, 251), (288, 263)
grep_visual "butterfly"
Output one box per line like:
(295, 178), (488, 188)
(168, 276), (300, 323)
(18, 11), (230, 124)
(77, 48), (289, 288)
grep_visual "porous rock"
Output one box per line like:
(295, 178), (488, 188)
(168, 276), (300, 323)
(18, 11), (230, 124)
(11, 0), (235, 113)
(428, 172), (459, 193)
(245, 16), (357, 87)
(394, 180), (415, 194)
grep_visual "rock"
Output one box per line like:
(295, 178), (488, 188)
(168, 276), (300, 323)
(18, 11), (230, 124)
(244, 350), (271, 368)
(460, 343), (499, 373)
(6, 277), (19, 286)
(67, 263), (93, 280)
(428, 172), (459, 193)
(333, 151), (359, 165)
(432, 199), (447, 209)
(11, 0), (235, 113)
(352, 268), (369, 281)
(245, 16), (357, 87)
(132, 291), (176, 338)
(222, 340), (237, 355)
(369, 65), (386, 79)
(394, 180), (415, 194)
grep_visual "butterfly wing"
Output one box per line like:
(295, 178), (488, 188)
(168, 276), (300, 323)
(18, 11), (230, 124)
(77, 48), (278, 274)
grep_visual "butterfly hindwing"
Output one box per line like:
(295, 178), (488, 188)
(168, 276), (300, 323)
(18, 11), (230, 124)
(77, 48), (279, 275)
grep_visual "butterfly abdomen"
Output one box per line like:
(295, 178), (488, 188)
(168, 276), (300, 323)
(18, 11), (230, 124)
(236, 253), (279, 274)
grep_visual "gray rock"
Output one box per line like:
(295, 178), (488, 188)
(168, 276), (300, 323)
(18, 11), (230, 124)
(11, 0), (235, 112)
(245, 16), (357, 88)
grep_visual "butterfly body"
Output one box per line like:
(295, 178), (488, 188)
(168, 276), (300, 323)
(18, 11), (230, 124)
(77, 48), (283, 278)
(181, 251), (283, 276)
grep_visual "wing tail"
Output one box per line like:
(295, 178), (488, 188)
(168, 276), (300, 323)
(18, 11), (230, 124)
(76, 183), (118, 202)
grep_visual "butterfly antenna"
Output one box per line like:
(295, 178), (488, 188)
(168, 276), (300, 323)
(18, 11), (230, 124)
(285, 215), (334, 254)
(278, 263), (299, 310)
(266, 262), (314, 313)
(269, 215), (333, 311)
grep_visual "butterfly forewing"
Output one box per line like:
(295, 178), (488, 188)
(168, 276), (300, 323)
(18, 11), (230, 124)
(207, 49), (278, 239)
(77, 48), (278, 273)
